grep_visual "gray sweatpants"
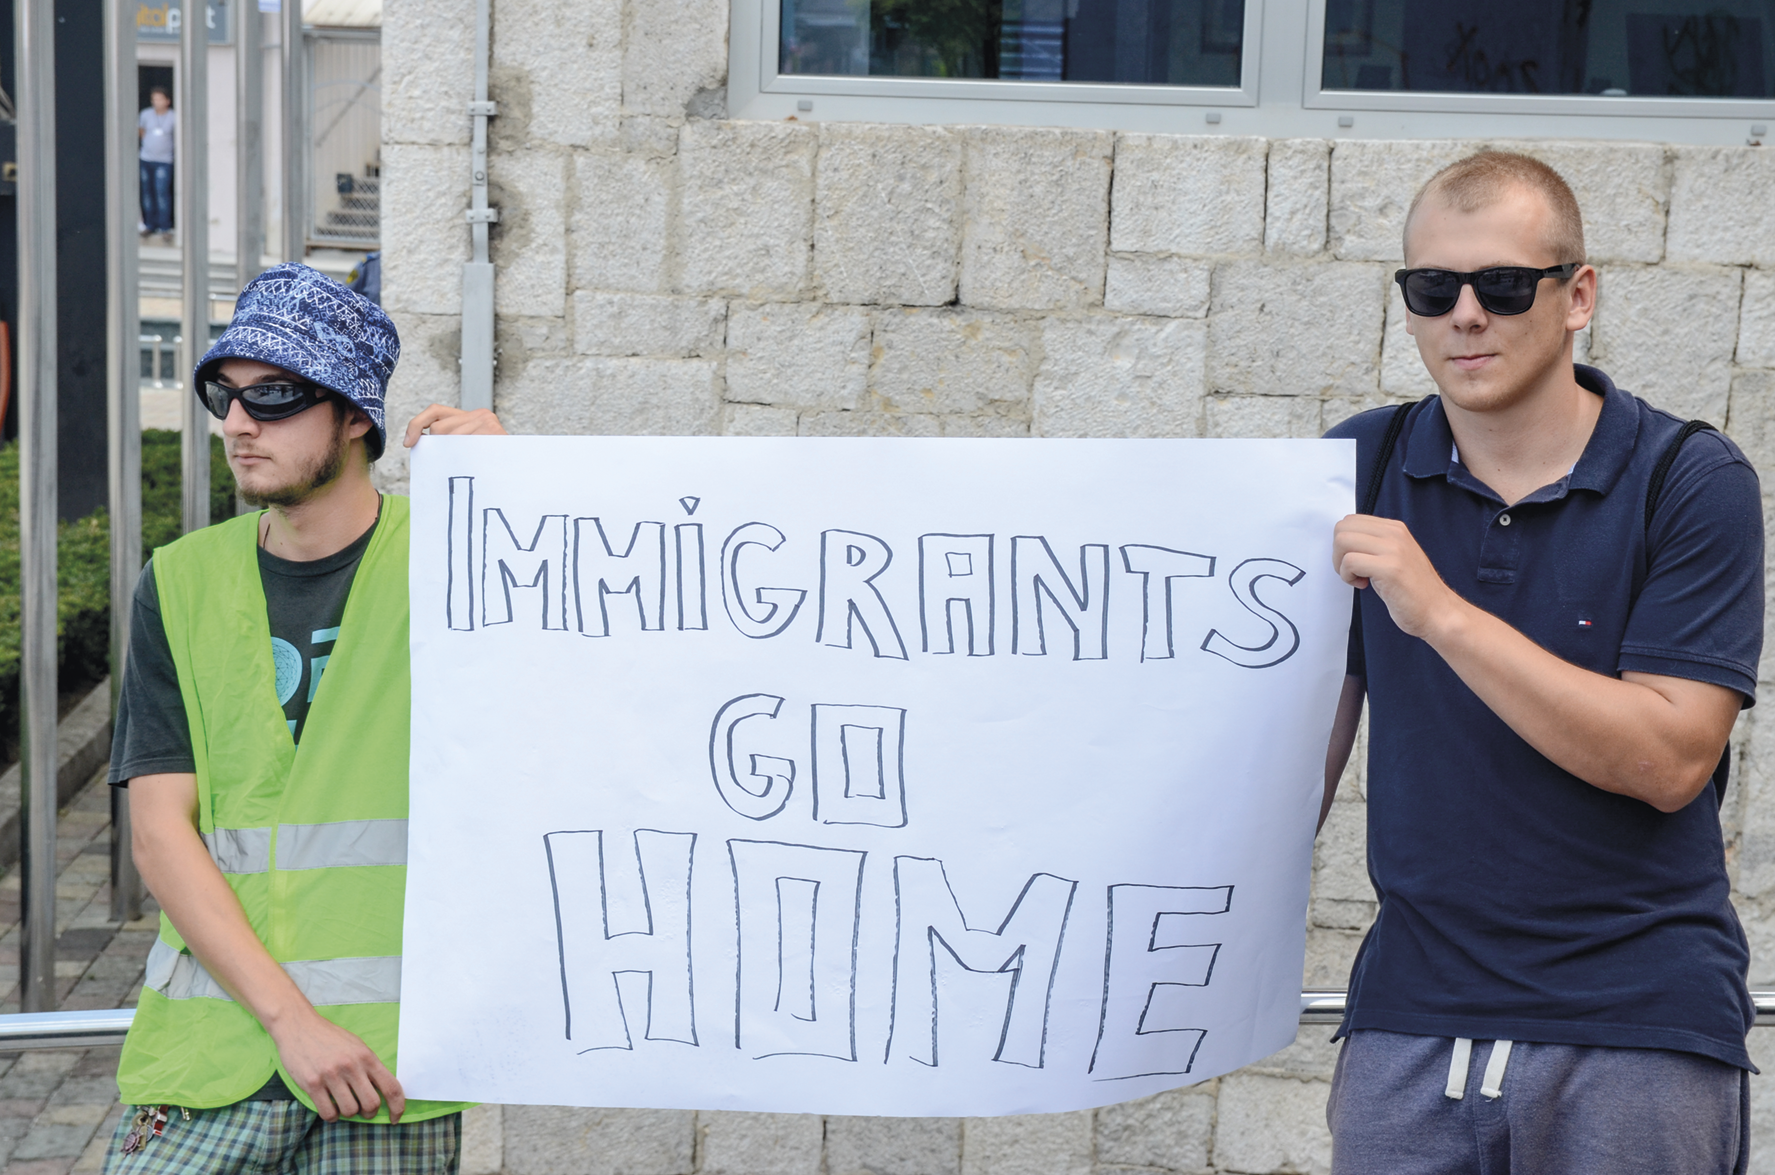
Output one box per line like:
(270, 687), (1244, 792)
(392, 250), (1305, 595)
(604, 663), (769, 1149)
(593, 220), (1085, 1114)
(1326, 1029), (1748, 1175)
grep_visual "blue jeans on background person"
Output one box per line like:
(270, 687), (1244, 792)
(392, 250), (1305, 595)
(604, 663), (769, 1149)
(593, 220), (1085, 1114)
(140, 161), (173, 233)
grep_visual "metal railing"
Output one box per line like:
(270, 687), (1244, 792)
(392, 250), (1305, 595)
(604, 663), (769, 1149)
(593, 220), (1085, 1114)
(1299, 989), (1775, 1027)
(5, 993), (1775, 1052)
(0, 1009), (136, 1051)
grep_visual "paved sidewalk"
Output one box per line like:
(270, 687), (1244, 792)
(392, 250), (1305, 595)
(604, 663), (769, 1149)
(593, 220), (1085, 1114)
(0, 767), (161, 1174)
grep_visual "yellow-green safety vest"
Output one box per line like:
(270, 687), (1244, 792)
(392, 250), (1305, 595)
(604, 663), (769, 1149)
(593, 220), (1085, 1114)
(116, 495), (468, 1122)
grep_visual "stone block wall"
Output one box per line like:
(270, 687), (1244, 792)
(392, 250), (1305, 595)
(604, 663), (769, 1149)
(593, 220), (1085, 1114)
(380, 1), (1775, 1170)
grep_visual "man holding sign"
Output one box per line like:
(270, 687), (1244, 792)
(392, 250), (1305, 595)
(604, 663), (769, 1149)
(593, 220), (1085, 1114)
(103, 264), (503, 1173)
(1323, 153), (1761, 1172)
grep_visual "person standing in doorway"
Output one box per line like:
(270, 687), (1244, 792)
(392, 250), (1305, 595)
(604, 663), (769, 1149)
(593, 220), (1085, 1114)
(139, 85), (176, 243)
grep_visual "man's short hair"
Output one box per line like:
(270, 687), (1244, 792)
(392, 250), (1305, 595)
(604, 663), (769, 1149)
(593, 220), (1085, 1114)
(1405, 151), (1587, 266)
(150, 85), (170, 99)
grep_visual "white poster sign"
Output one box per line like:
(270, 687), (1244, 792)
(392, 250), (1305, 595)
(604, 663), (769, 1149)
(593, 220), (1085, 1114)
(400, 436), (1353, 1116)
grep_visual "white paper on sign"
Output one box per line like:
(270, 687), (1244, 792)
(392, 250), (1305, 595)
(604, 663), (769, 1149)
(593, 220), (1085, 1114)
(400, 436), (1354, 1117)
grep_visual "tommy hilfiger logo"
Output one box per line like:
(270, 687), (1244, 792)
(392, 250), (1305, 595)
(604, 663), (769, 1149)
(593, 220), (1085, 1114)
(1578, 618), (1594, 628)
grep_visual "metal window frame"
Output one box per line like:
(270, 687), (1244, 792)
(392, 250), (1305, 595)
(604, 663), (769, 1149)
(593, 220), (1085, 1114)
(1300, 0), (1775, 120)
(730, 0), (1263, 120)
(729, 0), (1775, 143)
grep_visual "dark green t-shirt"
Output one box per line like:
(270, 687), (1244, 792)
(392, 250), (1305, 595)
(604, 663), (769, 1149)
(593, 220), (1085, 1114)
(107, 509), (380, 783)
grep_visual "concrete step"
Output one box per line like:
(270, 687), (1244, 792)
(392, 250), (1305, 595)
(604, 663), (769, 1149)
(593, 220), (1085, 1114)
(136, 246), (364, 301)
(0, 681), (114, 876)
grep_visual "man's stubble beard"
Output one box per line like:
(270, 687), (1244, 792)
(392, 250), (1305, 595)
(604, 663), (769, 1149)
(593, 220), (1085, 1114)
(1426, 316), (1573, 417)
(236, 415), (351, 509)
(1436, 343), (1570, 417)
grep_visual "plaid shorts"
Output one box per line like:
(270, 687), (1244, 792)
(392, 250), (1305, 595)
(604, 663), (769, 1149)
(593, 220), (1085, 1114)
(99, 1100), (461, 1175)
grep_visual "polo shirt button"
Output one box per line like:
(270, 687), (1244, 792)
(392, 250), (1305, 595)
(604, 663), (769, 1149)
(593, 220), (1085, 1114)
(1498, 514), (1512, 526)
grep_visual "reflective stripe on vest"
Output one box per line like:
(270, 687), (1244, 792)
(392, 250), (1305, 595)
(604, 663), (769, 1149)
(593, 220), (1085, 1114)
(286, 957), (404, 1005)
(145, 939), (403, 1006)
(203, 828), (271, 874)
(201, 820), (409, 874)
(144, 939), (232, 1001)
(277, 819), (409, 870)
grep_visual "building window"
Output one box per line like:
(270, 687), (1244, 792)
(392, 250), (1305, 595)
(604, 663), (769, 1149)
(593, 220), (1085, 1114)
(731, 0), (1775, 143)
(1321, 0), (1774, 98)
(779, 0), (1246, 87)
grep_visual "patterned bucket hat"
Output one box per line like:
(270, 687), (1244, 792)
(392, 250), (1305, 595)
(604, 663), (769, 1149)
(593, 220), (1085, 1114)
(196, 262), (400, 457)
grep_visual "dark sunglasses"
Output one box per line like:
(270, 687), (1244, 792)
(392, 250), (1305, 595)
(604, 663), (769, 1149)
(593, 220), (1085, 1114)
(199, 379), (332, 422)
(1394, 263), (1582, 317)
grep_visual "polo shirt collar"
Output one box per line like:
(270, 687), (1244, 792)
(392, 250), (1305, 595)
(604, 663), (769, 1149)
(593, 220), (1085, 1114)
(1567, 365), (1639, 498)
(1398, 364), (1638, 500)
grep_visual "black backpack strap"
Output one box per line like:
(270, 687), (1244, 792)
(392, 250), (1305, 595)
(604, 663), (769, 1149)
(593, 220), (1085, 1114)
(1360, 402), (1413, 516)
(1639, 418), (1733, 803)
(1644, 419), (1716, 533)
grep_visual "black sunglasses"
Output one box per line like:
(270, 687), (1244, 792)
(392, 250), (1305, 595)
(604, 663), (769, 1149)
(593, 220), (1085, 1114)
(1394, 263), (1581, 317)
(199, 379), (332, 422)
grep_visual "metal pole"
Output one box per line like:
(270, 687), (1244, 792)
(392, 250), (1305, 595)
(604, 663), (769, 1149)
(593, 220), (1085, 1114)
(236, 1), (263, 285)
(16, 0), (59, 1014)
(106, 0), (145, 924)
(180, 0), (210, 534)
(459, 0), (497, 411)
(281, 0), (306, 265)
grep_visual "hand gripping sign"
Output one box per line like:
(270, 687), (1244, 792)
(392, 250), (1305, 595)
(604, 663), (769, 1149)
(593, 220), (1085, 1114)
(400, 436), (1352, 1117)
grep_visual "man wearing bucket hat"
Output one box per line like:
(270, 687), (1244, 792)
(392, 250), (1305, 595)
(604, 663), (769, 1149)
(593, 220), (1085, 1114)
(103, 263), (505, 1173)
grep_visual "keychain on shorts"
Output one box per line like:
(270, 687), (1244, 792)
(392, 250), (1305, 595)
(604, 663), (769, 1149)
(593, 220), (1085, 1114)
(119, 1108), (149, 1155)
(120, 1105), (175, 1155)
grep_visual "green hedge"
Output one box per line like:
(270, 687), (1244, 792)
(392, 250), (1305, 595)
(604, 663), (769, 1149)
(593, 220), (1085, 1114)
(0, 430), (233, 754)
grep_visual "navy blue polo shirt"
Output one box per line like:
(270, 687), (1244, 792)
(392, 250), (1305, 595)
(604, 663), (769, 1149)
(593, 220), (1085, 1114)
(1326, 365), (1763, 1069)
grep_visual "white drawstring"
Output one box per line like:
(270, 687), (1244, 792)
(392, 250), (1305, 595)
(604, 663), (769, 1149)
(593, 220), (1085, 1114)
(1445, 1038), (1514, 1100)
(1445, 1038), (1473, 1099)
(1480, 1040), (1513, 1099)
